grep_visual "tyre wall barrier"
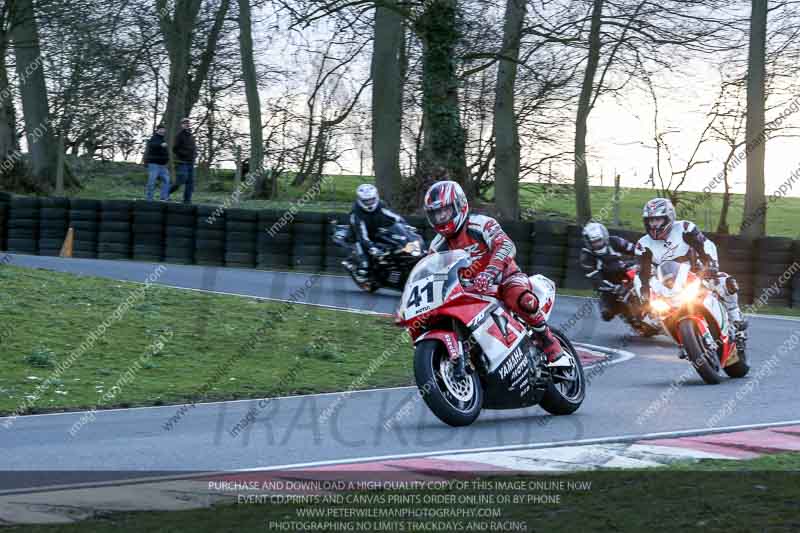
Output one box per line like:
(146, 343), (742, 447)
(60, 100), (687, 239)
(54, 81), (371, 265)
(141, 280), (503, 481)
(0, 194), (796, 307)
(38, 197), (69, 256)
(0, 192), (9, 251)
(132, 200), (165, 262)
(7, 196), (39, 255)
(225, 208), (257, 268)
(196, 205), (226, 266)
(792, 241), (800, 309)
(165, 203), (196, 265)
(258, 210), (292, 270)
(70, 199), (100, 259)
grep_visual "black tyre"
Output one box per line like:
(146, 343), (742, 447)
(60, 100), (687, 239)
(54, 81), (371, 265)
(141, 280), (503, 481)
(724, 359), (750, 378)
(348, 269), (379, 293)
(413, 339), (483, 427)
(678, 320), (723, 384)
(539, 327), (586, 415)
(723, 338), (750, 378)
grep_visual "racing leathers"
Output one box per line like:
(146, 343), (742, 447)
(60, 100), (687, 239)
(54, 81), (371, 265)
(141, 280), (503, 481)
(635, 220), (746, 343)
(349, 200), (404, 281)
(428, 214), (567, 365)
(580, 236), (637, 321)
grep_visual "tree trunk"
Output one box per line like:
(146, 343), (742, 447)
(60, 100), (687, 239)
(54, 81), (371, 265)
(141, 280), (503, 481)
(0, 33), (17, 161)
(238, 0), (263, 180)
(10, 0), (57, 189)
(371, 2), (404, 206)
(741, 0), (767, 238)
(573, 0), (603, 225)
(159, 0), (201, 141)
(493, 0), (525, 221)
(717, 149), (735, 234)
(416, 0), (468, 194)
(157, 0), (230, 141)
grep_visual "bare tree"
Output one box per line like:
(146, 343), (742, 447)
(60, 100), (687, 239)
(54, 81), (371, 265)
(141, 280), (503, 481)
(237, 0), (263, 180)
(493, 0), (525, 220)
(10, 0), (58, 190)
(371, 1), (405, 206)
(741, 0), (768, 238)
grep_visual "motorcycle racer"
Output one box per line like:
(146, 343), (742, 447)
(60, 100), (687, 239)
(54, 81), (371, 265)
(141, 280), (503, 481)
(349, 184), (404, 283)
(635, 197), (747, 350)
(579, 222), (638, 321)
(423, 180), (569, 368)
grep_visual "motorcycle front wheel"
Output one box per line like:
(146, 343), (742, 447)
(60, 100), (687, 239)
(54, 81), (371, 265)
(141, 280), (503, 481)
(539, 327), (586, 415)
(414, 340), (483, 427)
(347, 269), (379, 293)
(678, 320), (723, 384)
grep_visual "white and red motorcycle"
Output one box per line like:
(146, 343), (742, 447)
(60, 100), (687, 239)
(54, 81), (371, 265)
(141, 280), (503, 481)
(637, 261), (749, 384)
(395, 250), (585, 427)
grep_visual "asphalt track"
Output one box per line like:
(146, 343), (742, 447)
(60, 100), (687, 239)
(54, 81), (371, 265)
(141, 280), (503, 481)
(2, 254), (800, 490)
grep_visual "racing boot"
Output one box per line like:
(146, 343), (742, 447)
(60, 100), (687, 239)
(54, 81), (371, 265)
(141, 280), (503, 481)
(519, 293), (570, 367)
(733, 319), (748, 354)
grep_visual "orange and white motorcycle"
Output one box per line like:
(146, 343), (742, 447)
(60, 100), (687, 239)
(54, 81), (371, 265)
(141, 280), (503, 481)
(637, 260), (749, 384)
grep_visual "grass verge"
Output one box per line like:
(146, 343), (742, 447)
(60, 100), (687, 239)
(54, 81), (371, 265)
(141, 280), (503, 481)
(10, 453), (800, 532)
(0, 264), (410, 414)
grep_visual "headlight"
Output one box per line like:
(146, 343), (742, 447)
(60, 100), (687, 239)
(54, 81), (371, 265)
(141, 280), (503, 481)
(402, 241), (422, 256)
(680, 280), (702, 303)
(650, 298), (671, 315)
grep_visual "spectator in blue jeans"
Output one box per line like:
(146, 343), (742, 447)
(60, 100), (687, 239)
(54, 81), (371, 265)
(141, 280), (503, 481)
(144, 125), (170, 201)
(171, 117), (197, 203)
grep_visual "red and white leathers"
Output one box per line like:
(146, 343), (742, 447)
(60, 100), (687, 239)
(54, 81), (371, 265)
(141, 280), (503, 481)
(428, 214), (566, 363)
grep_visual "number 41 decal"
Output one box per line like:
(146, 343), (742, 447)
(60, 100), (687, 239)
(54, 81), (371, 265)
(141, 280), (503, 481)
(407, 281), (434, 308)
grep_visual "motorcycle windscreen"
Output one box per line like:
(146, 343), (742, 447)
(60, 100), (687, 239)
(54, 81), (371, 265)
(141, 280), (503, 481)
(398, 250), (470, 320)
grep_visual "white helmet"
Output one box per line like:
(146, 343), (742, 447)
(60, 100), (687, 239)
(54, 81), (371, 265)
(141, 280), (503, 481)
(356, 184), (379, 212)
(643, 197), (676, 240)
(582, 222), (610, 254)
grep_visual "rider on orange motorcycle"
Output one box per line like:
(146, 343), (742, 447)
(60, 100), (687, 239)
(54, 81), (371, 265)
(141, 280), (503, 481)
(423, 180), (569, 368)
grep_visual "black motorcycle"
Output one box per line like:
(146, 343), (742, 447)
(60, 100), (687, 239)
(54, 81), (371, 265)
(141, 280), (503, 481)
(331, 220), (426, 292)
(587, 262), (663, 337)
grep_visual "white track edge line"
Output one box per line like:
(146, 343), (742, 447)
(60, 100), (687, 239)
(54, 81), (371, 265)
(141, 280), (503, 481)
(0, 344), (630, 422)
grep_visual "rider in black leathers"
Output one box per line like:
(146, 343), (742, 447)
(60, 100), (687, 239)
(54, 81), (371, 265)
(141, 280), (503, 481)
(579, 222), (638, 321)
(349, 184), (404, 282)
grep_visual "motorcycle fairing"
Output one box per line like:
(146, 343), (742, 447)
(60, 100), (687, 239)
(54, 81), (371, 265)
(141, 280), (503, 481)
(416, 330), (462, 361)
(467, 301), (528, 374)
(482, 337), (543, 409)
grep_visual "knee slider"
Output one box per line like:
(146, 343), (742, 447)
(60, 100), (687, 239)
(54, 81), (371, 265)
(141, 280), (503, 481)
(725, 277), (739, 295)
(518, 292), (539, 314)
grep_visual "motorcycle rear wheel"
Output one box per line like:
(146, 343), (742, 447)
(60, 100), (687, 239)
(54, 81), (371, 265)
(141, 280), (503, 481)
(414, 340), (483, 427)
(540, 328), (586, 416)
(678, 320), (722, 384)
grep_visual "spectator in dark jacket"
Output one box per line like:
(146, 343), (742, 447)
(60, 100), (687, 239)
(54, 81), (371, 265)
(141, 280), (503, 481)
(170, 117), (197, 203)
(144, 125), (171, 201)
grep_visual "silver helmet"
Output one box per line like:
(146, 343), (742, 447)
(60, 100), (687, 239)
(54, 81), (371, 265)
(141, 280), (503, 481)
(643, 197), (676, 240)
(356, 183), (379, 212)
(582, 222), (610, 254)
